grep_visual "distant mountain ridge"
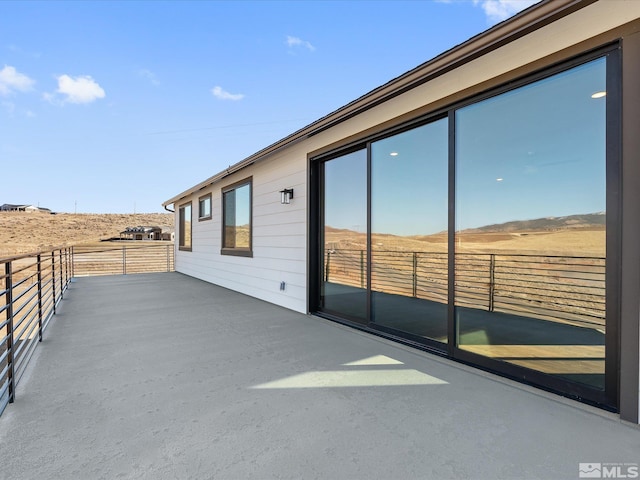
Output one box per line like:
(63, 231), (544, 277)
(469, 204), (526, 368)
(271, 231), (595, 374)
(461, 212), (605, 234)
(327, 213), (606, 238)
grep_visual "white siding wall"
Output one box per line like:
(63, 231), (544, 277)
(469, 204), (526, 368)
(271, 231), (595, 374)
(174, 146), (308, 312)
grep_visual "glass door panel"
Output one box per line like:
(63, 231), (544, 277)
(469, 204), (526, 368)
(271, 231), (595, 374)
(321, 149), (368, 323)
(455, 57), (607, 389)
(370, 119), (449, 342)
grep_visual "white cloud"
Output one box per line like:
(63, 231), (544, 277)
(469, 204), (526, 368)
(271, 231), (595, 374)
(0, 65), (35, 95)
(286, 35), (315, 52)
(473, 0), (540, 23)
(53, 74), (106, 104)
(138, 68), (159, 86)
(211, 86), (244, 101)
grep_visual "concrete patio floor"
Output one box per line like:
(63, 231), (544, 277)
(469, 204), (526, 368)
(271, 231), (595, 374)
(1, 272), (638, 480)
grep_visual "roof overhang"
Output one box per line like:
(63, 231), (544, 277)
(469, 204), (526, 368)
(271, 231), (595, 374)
(162, 0), (595, 208)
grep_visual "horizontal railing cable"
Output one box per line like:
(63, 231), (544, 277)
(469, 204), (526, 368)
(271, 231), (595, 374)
(325, 248), (606, 329)
(0, 247), (73, 416)
(0, 242), (175, 416)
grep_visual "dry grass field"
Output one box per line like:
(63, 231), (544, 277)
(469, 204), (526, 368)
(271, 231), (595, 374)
(326, 226), (605, 256)
(0, 212), (173, 258)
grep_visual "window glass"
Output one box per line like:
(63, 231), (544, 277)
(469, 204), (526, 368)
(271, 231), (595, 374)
(179, 203), (192, 251)
(321, 149), (368, 322)
(222, 180), (252, 255)
(199, 194), (211, 220)
(455, 57), (607, 389)
(371, 118), (448, 341)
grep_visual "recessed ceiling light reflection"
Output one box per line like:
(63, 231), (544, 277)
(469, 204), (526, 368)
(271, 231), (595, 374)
(591, 91), (606, 99)
(496, 178), (503, 182)
(390, 152), (399, 157)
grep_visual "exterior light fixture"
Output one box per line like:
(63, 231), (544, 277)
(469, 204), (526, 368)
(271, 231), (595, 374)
(280, 188), (294, 204)
(591, 91), (606, 99)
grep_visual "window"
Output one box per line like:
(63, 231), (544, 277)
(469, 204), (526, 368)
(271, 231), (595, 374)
(221, 177), (252, 257)
(198, 193), (212, 221)
(178, 202), (192, 251)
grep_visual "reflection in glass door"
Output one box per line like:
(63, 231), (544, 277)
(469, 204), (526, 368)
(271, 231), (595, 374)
(370, 119), (449, 343)
(311, 51), (617, 409)
(455, 57), (608, 390)
(320, 149), (368, 323)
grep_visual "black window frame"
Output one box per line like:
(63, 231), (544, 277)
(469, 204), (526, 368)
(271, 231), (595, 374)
(178, 201), (192, 252)
(198, 193), (212, 221)
(221, 177), (253, 257)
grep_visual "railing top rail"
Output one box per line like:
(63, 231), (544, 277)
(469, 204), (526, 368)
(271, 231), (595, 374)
(0, 245), (71, 264)
(73, 243), (172, 254)
(1, 241), (173, 264)
(331, 248), (604, 260)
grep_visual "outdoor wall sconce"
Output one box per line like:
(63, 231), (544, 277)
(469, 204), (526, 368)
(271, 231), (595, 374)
(280, 188), (294, 204)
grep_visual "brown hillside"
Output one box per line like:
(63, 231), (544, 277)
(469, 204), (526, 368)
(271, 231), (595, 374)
(0, 212), (174, 258)
(462, 212), (606, 233)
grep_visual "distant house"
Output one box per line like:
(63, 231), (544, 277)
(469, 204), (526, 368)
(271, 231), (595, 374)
(119, 226), (165, 241)
(0, 204), (51, 213)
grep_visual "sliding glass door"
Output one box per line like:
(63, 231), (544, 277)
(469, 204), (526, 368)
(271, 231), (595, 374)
(311, 48), (619, 409)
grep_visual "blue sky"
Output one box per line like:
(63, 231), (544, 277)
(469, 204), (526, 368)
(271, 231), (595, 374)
(1, 0), (538, 213)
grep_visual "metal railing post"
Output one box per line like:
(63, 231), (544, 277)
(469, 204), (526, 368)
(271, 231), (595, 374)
(5, 262), (15, 403)
(167, 245), (170, 272)
(71, 246), (75, 278)
(59, 249), (64, 299)
(412, 252), (418, 298)
(37, 254), (43, 342)
(488, 254), (495, 312)
(123, 246), (126, 275)
(65, 247), (70, 285)
(51, 251), (56, 314)
(360, 250), (365, 288)
(62, 248), (67, 286)
(325, 251), (331, 282)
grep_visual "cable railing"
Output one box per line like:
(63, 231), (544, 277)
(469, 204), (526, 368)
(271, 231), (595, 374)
(73, 243), (174, 276)
(0, 242), (175, 415)
(324, 249), (605, 329)
(1, 247), (73, 415)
